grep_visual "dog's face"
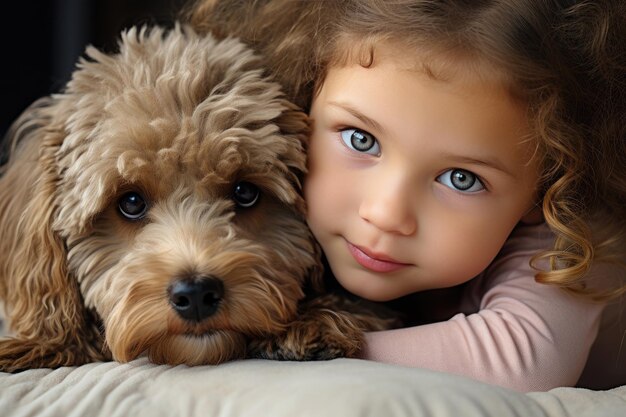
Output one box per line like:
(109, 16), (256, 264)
(8, 27), (318, 365)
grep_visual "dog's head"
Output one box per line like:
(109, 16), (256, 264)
(1, 26), (320, 366)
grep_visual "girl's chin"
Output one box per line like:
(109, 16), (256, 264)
(335, 269), (411, 302)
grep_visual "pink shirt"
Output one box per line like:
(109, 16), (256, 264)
(362, 223), (625, 392)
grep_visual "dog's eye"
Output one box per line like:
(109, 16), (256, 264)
(118, 192), (148, 220)
(233, 182), (260, 208)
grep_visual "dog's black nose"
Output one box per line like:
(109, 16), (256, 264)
(168, 276), (224, 322)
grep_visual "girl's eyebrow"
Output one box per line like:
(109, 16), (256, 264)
(327, 101), (388, 136)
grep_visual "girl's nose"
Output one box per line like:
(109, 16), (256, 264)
(358, 176), (417, 236)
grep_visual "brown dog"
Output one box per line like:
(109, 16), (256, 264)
(0, 26), (391, 372)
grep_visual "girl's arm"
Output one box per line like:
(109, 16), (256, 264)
(361, 238), (606, 392)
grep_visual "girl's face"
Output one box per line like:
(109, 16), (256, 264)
(305, 51), (541, 301)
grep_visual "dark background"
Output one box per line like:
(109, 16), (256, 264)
(1, 0), (191, 138)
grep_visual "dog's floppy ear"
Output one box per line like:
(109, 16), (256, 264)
(272, 101), (327, 293)
(272, 100), (312, 216)
(0, 99), (107, 372)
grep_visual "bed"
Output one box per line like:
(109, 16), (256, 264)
(2, 349), (626, 416)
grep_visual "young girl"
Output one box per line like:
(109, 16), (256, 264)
(187, 0), (626, 391)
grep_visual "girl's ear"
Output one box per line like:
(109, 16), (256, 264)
(0, 101), (107, 372)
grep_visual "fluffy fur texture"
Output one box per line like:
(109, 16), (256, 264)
(0, 26), (391, 372)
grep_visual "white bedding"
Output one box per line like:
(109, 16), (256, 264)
(2, 358), (625, 417)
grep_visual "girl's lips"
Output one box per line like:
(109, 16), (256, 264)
(346, 241), (411, 273)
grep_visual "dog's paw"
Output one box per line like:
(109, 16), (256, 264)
(247, 293), (397, 361)
(248, 311), (364, 361)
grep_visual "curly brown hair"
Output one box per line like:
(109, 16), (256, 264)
(186, 0), (626, 299)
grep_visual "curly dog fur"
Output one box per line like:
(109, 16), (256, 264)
(0, 26), (391, 372)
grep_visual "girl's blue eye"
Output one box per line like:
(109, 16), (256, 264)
(436, 169), (485, 193)
(340, 129), (381, 155)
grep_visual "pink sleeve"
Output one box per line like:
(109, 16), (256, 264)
(361, 228), (605, 392)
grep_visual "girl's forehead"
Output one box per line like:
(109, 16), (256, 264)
(331, 36), (518, 99)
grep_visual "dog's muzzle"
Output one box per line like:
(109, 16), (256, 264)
(168, 276), (224, 322)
